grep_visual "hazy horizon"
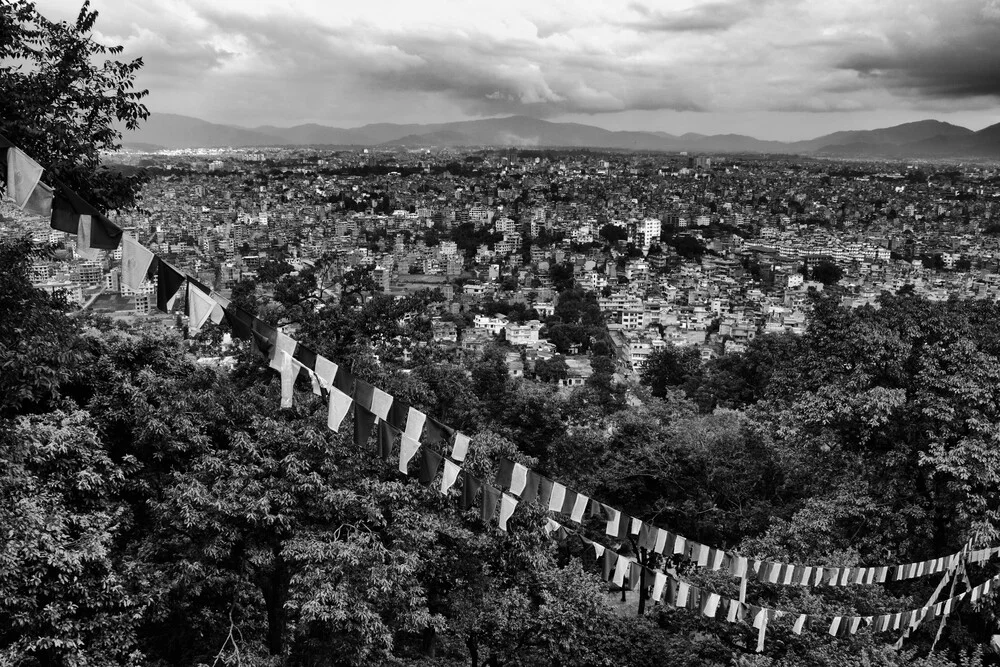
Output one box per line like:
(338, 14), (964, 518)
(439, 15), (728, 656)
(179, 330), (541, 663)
(38, 0), (1000, 141)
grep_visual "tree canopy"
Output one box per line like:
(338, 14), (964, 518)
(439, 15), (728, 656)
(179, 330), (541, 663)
(0, 0), (149, 210)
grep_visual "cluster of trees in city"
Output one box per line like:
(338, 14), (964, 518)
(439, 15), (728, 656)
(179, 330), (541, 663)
(4, 3), (1000, 665)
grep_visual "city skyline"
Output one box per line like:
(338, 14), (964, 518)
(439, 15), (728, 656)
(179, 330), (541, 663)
(37, 0), (1000, 140)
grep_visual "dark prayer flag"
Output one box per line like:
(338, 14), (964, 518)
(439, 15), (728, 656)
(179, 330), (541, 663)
(602, 551), (616, 581)
(293, 344), (317, 370)
(520, 471), (540, 504)
(419, 447), (443, 486)
(560, 489), (578, 516)
(460, 471), (483, 511)
(638, 523), (653, 551)
(385, 399), (409, 431)
(481, 484), (501, 523)
(333, 366), (355, 395)
(378, 420), (400, 460)
(628, 562), (643, 591)
(496, 458), (515, 488)
(50, 178), (123, 249)
(155, 260), (185, 313)
(354, 379), (375, 411)
(224, 306), (253, 341)
(251, 318), (277, 359)
(354, 405), (378, 450)
(536, 476), (553, 507)
(424, 417), (454, 446)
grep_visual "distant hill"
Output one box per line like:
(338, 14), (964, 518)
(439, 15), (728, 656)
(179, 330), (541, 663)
(790, 120), (975, 153)
(126, 113), (283, 149)
(120, 112), (1000, 158)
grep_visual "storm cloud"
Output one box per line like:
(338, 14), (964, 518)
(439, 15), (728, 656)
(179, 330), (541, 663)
(33, 0), (1000, 136)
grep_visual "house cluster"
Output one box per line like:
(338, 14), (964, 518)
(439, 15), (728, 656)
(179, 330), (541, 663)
(6, 147), (1000, 378)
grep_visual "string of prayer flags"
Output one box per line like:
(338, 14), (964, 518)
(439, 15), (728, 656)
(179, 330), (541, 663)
(489, 453), (1000, 590)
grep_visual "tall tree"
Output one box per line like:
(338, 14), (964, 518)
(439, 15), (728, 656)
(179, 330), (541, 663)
(0, 1), (149, 210)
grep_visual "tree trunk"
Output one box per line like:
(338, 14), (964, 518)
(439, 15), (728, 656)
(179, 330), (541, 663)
(467, 632), (479, 667)
(422, 627), (437, 658)
(260, 548), (290, 656)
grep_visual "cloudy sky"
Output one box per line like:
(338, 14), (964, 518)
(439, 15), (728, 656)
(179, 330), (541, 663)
(39, 0), (1000, 139)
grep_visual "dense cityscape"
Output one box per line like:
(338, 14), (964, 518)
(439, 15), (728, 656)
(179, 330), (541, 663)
(8, 147), (1000, 385)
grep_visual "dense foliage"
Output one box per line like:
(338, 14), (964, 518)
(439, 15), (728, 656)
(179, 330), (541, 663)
(4, 235), (1000, 665)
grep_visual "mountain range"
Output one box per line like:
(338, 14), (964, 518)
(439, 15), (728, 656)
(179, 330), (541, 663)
(121, 113), (1000, 159)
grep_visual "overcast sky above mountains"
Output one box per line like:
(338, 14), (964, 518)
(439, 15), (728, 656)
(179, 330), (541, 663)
(39, 0), (1000, 140)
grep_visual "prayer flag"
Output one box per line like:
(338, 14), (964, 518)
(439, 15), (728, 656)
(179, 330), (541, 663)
(451, 432), (470, 461)
(187, 283), (216, 332)
(440, 459), (461, 493)
(399, 435), (420, 473)
(481, 485), (501, 523)
(404, 407), (426, 441)
(418, 447), (443, 485)
(314, 356), (338, 391)
(5, 147), (43, 208)
(269, 331), (296, 371)
(328, 387), (352, 432)
(371, 387), (393, 421)
(498, 493), (517, 531)
(460, 472), (482, 511)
